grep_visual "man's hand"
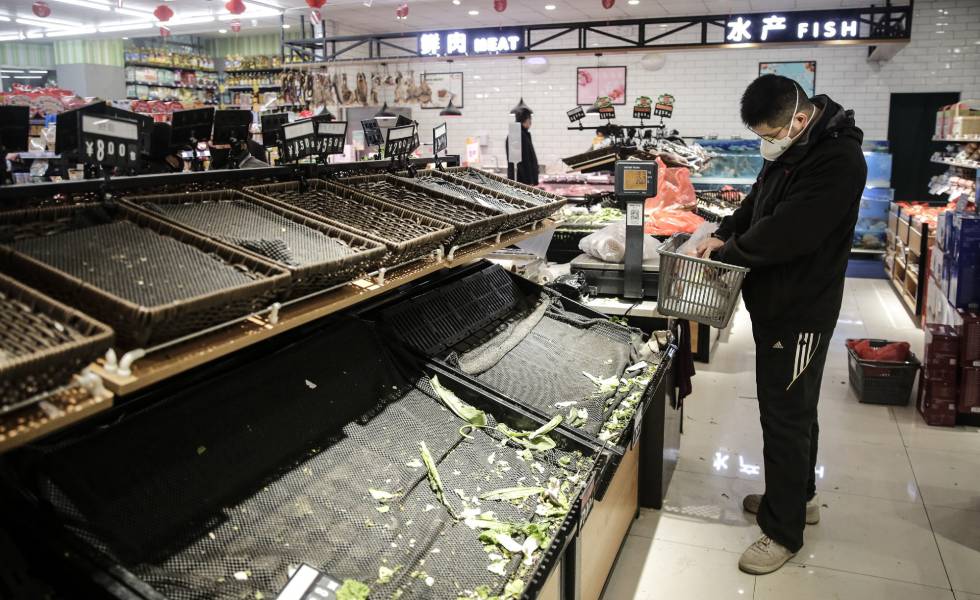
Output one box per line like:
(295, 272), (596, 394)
(692, 236), (725, 258)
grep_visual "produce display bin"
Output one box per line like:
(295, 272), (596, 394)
(444, 166), (568, 208)
(242, 179), (455, 268)
(10, 318), (596, 600)
(0, 203), (290, 349)
(369, 262), (674, 450)
(335, 174), (511, 247)
(398, 170), (564, 231)
(0, 272), (114, 412)
(846, 339), (921, 406)
(123, 189), (386, 297)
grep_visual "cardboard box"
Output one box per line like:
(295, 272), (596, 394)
(920, 375), (959, 402)
(948, 248), (980, 309)
(918, 374), (958, 427)
(925, 323), (961, 356)
(960, 366), (980, 414)
(958, 310), (980, 362)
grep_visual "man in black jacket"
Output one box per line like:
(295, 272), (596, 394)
(696, 75), (867, 575)
(506, 108), (539, 185)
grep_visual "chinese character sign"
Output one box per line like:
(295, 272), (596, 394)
(726, 11), (862, 44)
(417, 28), (524, 57)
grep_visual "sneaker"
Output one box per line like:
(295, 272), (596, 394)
(742, 494), (820, 525)
(738, 535), (796, 575)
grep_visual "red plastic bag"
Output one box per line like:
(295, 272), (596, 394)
(645, 208), (704, 236)
(846, 339), (911, 362)
(645, 157), (697, 212)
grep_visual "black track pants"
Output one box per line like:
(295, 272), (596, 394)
(752, 325), (833, 553)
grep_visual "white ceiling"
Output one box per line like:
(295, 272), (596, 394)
(0, 0), (909, 42)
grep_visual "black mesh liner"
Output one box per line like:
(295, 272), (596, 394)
(400, 176), (525, 215)
(380, 265), (642, 437)
(0, 292), (84, 357)
(11, 221), (259, 307)
(143, 200), (357, 268)
(446, 170), (554, 207)
(343, 178), (493, 225)
(25, 318), (588, 600)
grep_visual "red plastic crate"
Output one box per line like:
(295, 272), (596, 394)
(960, 366), (980, 415)
(925, 323), (960, 357)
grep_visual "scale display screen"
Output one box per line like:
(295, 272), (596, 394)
(614, 160), (657, 199)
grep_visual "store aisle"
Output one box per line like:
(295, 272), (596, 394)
(602, 277), (980, 600)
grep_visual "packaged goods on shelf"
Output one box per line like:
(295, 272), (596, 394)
(12, 317), (593, 600)
(961, 366), (980, 414)
(932, 142), (980, 169)
(124, 190), (386, 297)
(936, 100), (980, 140)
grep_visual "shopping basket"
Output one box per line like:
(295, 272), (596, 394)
(656, 233), (749, 328)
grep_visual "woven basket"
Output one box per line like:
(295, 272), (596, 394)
(408, 168), (565, 228)
(334, 174), (512, 247)
(0, 203), (291, 349)
(122, 189), (386, 298)
(242, 179), (454, 267)
(444, 166), (568, 210)
(0, 272), (114, 412)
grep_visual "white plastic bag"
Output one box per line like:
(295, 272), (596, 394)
(578, 222), (662, 264)
(676, 222), (719, 257)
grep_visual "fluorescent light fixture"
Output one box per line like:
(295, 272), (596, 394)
(628, 0), (639, 4)
(99, 21), (152, 32)
(282, 23), (290, 28)
(14, 75), (44, 79)
(451, 0), (460, 4)
(114, 6), (154, 17)
(47, 0), (112, 11)
(0, 69), (24, 73)
(218, 28), (227, 33)
(47, 27), (97, 37)
(0, 16), (10, 22)
(247, 0), (283, 8)
(29, 69), (49, 73)
(545, 4), (556, 9)
(163, 15), (217, 25)
(17, 17), (82, 28)
(468, 9), (478, 15)
(26, 31), (46, 38)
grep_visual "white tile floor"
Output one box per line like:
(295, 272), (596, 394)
(601, 277), (980, 600)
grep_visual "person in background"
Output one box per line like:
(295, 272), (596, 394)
(694, 74), (866, 575)
(506, 107), (539, 185)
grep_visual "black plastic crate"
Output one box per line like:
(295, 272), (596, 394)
(846, 339), (921, 406)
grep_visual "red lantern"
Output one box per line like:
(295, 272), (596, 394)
(225, 0), (246, 15)
(395, 2), (407, 18)
(159, 25), (170, 37)
(305, 0), (325, 8)
(494, 0), (506, 11)
(31, 0), (51, 18)
(601, 0), (614, 7)
(153, 4), (173, 21)
(230, 19), (241, 32)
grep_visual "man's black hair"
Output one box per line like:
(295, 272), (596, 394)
(740, 74), (813, 128)
(514, 108), (533, 123)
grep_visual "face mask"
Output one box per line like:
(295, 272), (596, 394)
(759, 91), (807, 161)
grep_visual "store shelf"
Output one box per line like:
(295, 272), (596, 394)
(225, 67), (283, 74)
(931, 157), (979, 170)
(0, 383), (113, 454)
(125, 61), (217, 73)
(126, 80), (217, 90)
(91, 220), (557, 397)
(225, 84), (281, 90)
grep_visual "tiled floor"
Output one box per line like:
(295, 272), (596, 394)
(601, 277), (980, 600)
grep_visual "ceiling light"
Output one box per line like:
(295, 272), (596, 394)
(14, 75), (44, 79)
(29, 69), (48, 73)
(47, 27), (97, 37)
(114, 7), (154, 17)
(374, 102), (397, 120)
(628, 0), (639, 4)
(0, 34), (23, 41)
(25, 31), (44, 39)
(0, 69), (24, 73)
(468, 9), (478, 15)
(282, 23), (290, 28)
(17, 17), (81, 29)
(545, 4), (555, 9)
(218, 28), (227, 33)
(47, 0), (111, 11)
(440, 99), (462, 117)
(452, 0), (460, 4)
(251, 18), (258, 25)
(17, 13), (81, 26)
(165, 15), (217, 25)
(98, 22), (152, 32)
(0, 16), (10, 22)
(509, 97), (531, 114)
(363, 0), (372, 6)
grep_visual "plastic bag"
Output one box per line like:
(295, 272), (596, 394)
(676, 222), (719, 256)
(846, 339), (911, 362)
(578, 222), (662, 264)
(645, 209), (704, 236)
(645, 157), (697, 212)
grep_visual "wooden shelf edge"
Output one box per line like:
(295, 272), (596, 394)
(0, 386), (113, 454)
(92, 221), (556, 397)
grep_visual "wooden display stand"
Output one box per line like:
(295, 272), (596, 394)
(884, 203), (933, 325)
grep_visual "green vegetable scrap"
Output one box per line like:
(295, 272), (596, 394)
(369, 489), (400, 502)
(431, 375), (488, 428)
(419, 441), (459, 519)
(495, 423), (556, 452)
(583, 371), (622, 396)
(527, 415), (562, 440)
(336, 579), (371, 600)
(480, 486), (545, 502)
(376, 565), (402, 585)
(566, 407), (588, 428)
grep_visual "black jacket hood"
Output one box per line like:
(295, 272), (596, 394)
(778, 95), (864, 165)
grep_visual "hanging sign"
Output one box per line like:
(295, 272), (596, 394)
(567, 106), (586, 123)
(385, 123), (417, 157)
(418, 27), (526, 57)
(433, 122), (448, 155)
(80, 114), (141, 168)
(633, 96), (652, 120)
(654, 94), (675, 118)
(724, 11), (861, 44)
(313, 118), (348, 156)
(279, 119), (317, 163)
(595, 96), (616, 121)
(507, 121), (523, 165)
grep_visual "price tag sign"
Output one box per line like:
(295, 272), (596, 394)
(80, 114), (140, 168)
(276, 564), (343, 600)
(633, 96), (652, 120)
(279, 119), (316, 163)
(567, 106), (586, 123)
(385, 123), (417, 157)
(433, 122), (448, 155)
(598, 105), (616, 120)
(361, 119), (383, 146)
(314, 119), (348, 156)
(654, 93), (675, 118)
